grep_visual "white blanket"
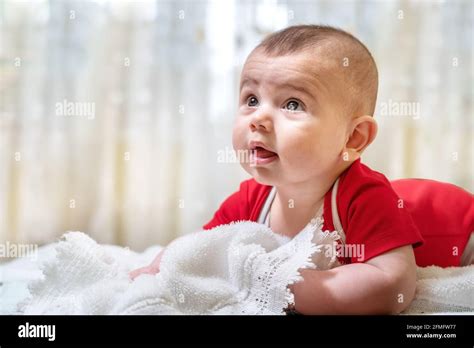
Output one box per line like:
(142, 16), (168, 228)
(401, 265), (474, 314)
(18, 220), (341, 315)
(12, 220), (474, 315)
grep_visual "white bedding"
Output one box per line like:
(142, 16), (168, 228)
(0, 242), (162, 314)
(6, 220), (341, 315)
(1, 221), (473, 315)
(402, 265), (474, 314)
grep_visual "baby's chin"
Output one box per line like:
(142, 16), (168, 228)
(242, 165), (281, 186)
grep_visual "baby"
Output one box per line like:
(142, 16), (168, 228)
(130, 25), (424, 314)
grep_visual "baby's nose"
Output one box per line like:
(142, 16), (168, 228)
(249, 109), (273, 132)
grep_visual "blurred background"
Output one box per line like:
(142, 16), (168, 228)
(0, 0), (472, 250)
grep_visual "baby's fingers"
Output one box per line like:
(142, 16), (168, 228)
(128, 266), (154, 280)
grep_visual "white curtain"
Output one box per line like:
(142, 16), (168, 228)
(1, 0), (472, 250)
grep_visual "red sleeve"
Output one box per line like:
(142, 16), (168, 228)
(338, 160), (424, 263)
(202, 179), (272, 230)
(202, 183), (247, 230)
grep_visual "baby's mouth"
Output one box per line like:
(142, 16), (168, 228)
(253, 146), (277, 158)
(250, 146), (279, 165)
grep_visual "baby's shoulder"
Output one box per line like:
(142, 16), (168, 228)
(338, 159), (397, 204)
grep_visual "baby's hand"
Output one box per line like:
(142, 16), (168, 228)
(128, 264), (160, 280)
(129, 248), (166, 281)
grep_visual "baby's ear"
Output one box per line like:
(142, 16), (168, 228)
(341, 115), (378, 161)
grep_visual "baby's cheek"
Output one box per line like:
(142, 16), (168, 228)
(282, 134), (331, 171)
(284, 131), (319, 157)
(231, 121), (246, 150)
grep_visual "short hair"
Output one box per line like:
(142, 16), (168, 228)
(253, 24), (378, 117)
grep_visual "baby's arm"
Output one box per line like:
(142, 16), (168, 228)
(289, 245), (417, 314)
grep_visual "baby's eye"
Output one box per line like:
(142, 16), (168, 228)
(246, 96), (259, 107)
(284, 99), (304, 112)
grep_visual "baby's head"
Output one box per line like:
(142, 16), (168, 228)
(233, 25), (379, 187)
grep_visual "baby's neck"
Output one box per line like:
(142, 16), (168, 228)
(270, 179), (333, 238)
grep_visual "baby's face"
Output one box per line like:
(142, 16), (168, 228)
(233, 49), (350, 187)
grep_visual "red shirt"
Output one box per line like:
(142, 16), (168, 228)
(391, 178), (473, 267)
(203, 159), (424, 264)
